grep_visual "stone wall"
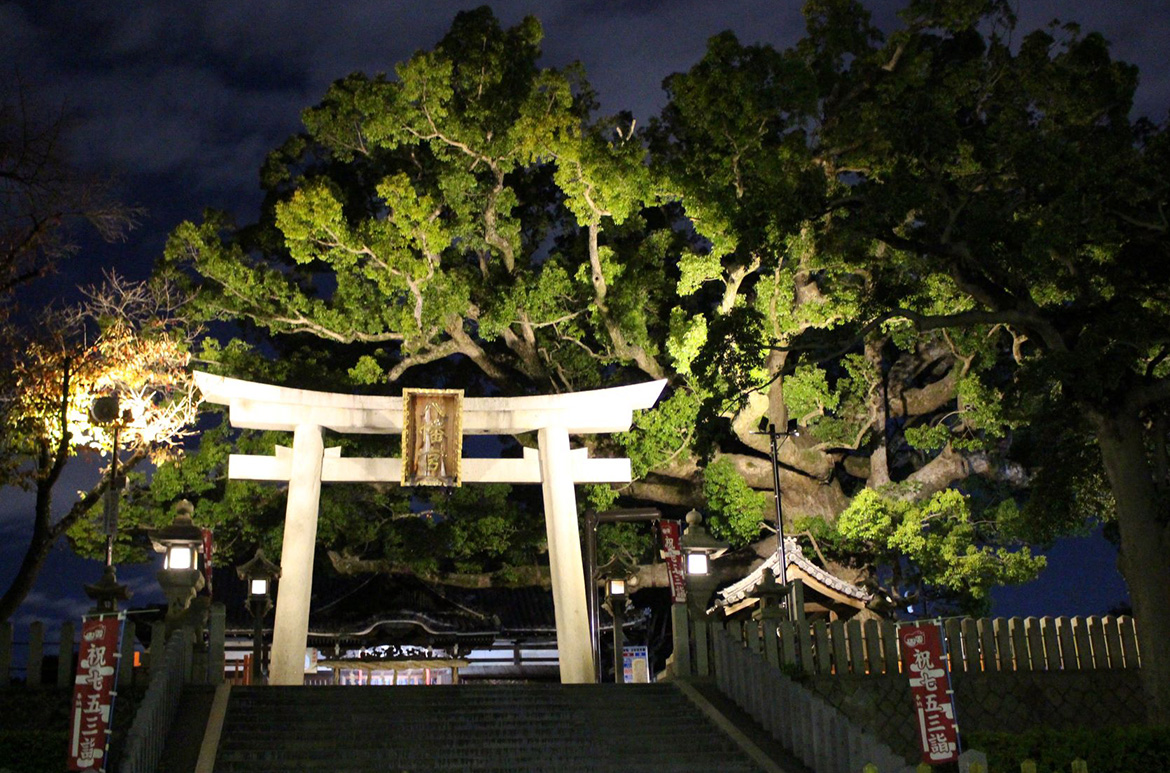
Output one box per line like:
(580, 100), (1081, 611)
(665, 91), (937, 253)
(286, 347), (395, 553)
(805, 669), (1149, 761)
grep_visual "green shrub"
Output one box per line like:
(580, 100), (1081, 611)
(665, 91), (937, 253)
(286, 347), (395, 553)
(967, 725), (1170, 773)
(0, 729), (70, 773)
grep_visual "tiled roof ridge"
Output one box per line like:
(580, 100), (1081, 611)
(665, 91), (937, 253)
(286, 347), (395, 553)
(718, 537), (872, 605)
(307, 609), (500, 639)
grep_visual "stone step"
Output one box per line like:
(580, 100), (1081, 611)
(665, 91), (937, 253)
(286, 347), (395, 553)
(213, 755), (764, 773)
(220, 711), (705, 725)
(218, 723), (728, 739)
(228, 693), (680, 700)
(216, 745), (737, 759)
(217, 734), (742, 754)
(212, 683), (767, 772)
(213, 759), (765, 771)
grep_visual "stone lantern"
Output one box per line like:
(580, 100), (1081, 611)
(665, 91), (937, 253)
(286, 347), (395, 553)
(680, 509), (728, 617)
(149, 500), (207, 636)
(237, 548), (281, 683)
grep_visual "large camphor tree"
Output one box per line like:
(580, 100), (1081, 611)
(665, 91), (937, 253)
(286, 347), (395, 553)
(158, 2), (1168, 720)
(662, 0), (1170, 722)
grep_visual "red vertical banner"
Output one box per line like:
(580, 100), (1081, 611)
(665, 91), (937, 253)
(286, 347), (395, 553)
(899, 622), (960, 764)
(66, 613), (125, 772)
(658, 520), (687, 603)
(202, 527), (214, 598)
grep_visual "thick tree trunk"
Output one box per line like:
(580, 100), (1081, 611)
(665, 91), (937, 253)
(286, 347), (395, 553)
(1094, 411), (1170, 725)
(903, 447), (1027, 500)
(0, 524), (55, 622)
(0, 473), (64, 622)
(866, 337), (891, 488)
(719, 452), (849, 520)
(623, 475), (702, 508)
(0, 449), (143, 623)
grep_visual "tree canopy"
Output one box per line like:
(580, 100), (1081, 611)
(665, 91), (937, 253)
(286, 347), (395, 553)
(0, 273), (199, 621)
(0, 84), (199, 622)
(153, 1), (1169, 721)
(0, 85), (141, 304)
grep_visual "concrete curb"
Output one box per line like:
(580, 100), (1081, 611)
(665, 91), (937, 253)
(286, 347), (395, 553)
(194, 682), (231, 773)
(672, 679), (791, 773)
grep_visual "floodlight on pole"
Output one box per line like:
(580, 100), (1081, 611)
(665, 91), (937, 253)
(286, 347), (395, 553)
(89, 393), (124, 568)
(754, 423), (800, 587)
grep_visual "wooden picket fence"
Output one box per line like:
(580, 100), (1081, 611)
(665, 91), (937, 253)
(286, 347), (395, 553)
(741, 614), (1141, 678)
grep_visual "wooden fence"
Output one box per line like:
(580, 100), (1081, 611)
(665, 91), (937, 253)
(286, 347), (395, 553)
(0, 619), (143, 688)
(0, 611), (229, 688)
(723, 614), (1141, 678)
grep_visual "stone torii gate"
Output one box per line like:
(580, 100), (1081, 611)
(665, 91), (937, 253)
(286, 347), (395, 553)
(192, 372), (666, 685)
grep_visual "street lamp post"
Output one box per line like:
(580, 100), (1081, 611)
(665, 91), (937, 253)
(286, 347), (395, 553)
(584, 507), (659, 682)
(89, 394), (125, 568)
(605, 576), (627, 683)
(83, 394), (131, 615)
(237, 548), (281, 684)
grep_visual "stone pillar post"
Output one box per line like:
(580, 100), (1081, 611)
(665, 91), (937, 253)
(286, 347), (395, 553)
(28, 622), (43, 687)
(537, 426), (592, 683)
(671, 603), (691, 677)
(269, 423), (324, 686)
(208, 603), (226, 685)
(56, 621), (75, 688)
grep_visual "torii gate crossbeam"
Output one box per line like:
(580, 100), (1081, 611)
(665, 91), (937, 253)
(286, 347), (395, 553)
(193, 372), (666, 685)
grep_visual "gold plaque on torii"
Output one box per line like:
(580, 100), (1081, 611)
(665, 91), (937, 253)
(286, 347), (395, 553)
(401, 388), (463, 487)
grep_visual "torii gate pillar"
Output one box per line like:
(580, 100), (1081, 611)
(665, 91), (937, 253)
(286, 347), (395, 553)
(269, 424), (325, 685)
(193, 372), (665, 685)
(537, 426), (591, 682)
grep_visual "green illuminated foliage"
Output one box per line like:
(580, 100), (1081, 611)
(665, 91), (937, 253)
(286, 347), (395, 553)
(806, 487), (1046, 613)
(701, 456), (769, 545)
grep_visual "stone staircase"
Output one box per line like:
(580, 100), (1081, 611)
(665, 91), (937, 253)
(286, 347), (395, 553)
(213, 682), (770, 772)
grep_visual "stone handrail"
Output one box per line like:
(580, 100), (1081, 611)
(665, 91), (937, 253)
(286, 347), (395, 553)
(708, 621), (990, 773)
(119, 631), (192, 773)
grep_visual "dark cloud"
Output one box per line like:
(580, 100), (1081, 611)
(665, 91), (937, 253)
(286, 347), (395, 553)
(0, 0), (1161, 296)
(6, 0), (1164, 226)
(1012, 0), (1170, 121)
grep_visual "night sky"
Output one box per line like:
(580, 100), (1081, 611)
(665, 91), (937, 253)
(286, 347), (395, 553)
(2, 0), (1161, 628)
